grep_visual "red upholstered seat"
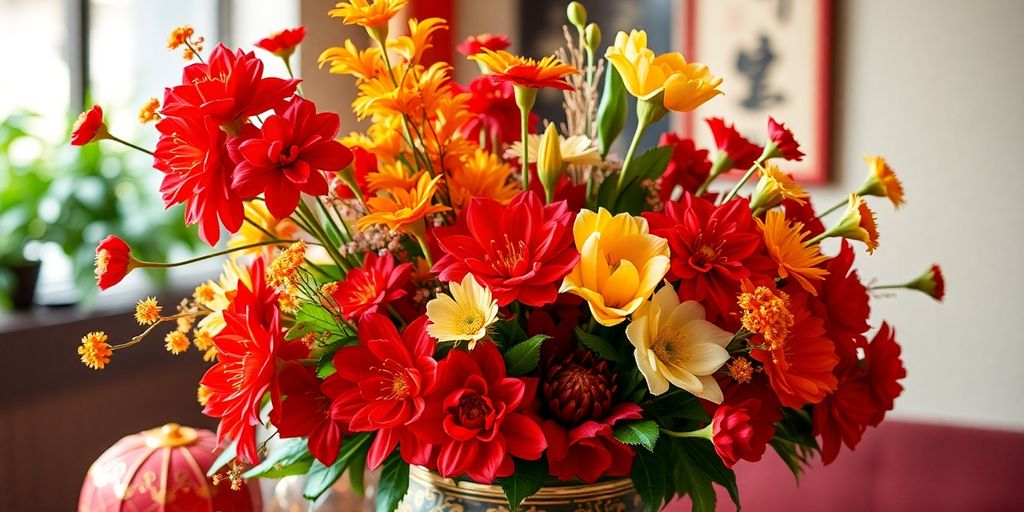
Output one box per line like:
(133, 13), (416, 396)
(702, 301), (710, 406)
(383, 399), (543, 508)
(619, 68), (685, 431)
(667, 420), (1024, 511)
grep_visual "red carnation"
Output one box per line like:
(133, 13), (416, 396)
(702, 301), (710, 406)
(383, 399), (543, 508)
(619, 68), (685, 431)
(542, 403), (641, 483)
(200, 261), (283, 463)
(324, 314), (437, 469)
(408, 342), (547, 483)
(153, 115), (243, 245)
(782, 196), (825, 236)
(432, 191), (578, 307)
(71, 105), (108, 146)
(456, 33), (511, 56)
(329, 251), (412, 321)
(864, 322), (906, 426)
(232, 97), (353, 218)
(94, 235), (137, 290)
(255, 26), (306, 58)
(657, 133), (712, 201)
(455, 76), (538, 151)
(162, 44), (300, 128)
(812, 365), (877, 465)
(706, 117), (762, 171)
(643, 193), (770, 320)
(815, 241), (871, 363)
(710, 378), (782, 467)
(272, 362), (348, 465)
(765, 116), (804, 161)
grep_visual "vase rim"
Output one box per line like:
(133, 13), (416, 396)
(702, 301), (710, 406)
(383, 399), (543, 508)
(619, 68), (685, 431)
(408, 465), (635, 505)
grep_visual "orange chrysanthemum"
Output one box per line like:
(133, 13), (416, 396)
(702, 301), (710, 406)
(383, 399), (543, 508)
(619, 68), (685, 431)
(738, 284), (794, 351)
(448, 148), (520, 211)
(138, 98), (161, 124)
(824, 194), (880, 254)
(860, 155), (905, 208)
(134, 297), (162, 325)
(165, 331), (190, 355)
(78, 331), (112, 370)
(353, 62), (452, 119)
(342, 116), (404, 163)
(758, 209), (829, 295)
(356, 173), (450, 233)
(388, 17), (447, 64)
(319, 40), (384, 82)
(366, 162), (426, 193)
(469, 49), (578, 90)
(267, 240), (307, 288)
(329, 0), (408, 30)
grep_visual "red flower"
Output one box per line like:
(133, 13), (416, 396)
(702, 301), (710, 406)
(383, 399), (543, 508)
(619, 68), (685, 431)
(201, 259), (290, 464)
(782, 196), (825, 237)
(931, 265), (946, 301)
(232, 97), (354, 218)
(455, 76), (538, 150)
(542, 403), (641, 483)
(329, 252), (412, 321)
(433, 191), (578, 307)
(71, 105), (108, 146)
(864, 322), (906, 426)
(162, 44), (300, 128)
(94, 235), (136, 291)
(812, 365), (876, 465)
(710, 377), (782, 467)
(766, 116), (804, 161)
(255, 26), (306, 58)
(456, 34), (511, 56)
(272, 362), (348, 465)
(153, 115), (243, 245)
(324, 314), (437, 469)
(409, 342), (547, 483)
(657, 133), (711, 201)
(815, 241), (871, 363)
(643, 193), (770, 320)
(526, 168), (587, 213)
(706, 117), (762, 171)
(751, 292), (839, 409)
(332, 147), (375, 200)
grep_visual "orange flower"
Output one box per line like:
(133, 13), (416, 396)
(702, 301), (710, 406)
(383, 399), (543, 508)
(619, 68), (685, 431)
(342, 116), (404, 163)
(165, 331), (190, 355)
(319, 40), (384, 81)
(78, 331), (112, 370)
(193, 329), (214, 351)
(726, 357), (754, 384)
(138, 98), (161, 124)
(469, 49), (578, 90)
(858, 155), (905, 209)
(388, 17), (447, 64)
(366, 162), (426, 193)
(267, 240), (307, 288)
(356, 173), (450, 233)
(819, 194), (880, 254)
(738, 283), (794, 350)
(166, 25), (195, 49)
(757, 210), (829, 294)
(329, 0), (408, 30)
(448, 148), (520, 211)
(134, 297), (162, 325)
(353, 62), (452, 119)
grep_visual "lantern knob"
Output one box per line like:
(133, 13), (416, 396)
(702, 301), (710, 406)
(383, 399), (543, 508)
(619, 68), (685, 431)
(143, 422), (199, 448)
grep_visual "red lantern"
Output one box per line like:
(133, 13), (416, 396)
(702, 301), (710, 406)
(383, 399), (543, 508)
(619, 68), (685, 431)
(79, 423), (261, 511)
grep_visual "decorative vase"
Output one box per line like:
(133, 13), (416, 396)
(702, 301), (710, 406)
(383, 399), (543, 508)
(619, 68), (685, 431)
(399, 466), (644, 512)
(79, 423), (262, 511)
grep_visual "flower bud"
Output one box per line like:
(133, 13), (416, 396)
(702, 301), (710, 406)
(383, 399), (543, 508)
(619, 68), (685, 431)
(584, 23), (602, 52)
(596, 66), (627, 158)
(538, 123), (564, 203)
(906, 264), (945, 302)
(820, 194), (880, 253)
(567, 2), (587, 30)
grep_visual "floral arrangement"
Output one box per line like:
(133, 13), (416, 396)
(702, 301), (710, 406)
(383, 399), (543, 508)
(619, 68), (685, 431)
(72, 1), (944, 510)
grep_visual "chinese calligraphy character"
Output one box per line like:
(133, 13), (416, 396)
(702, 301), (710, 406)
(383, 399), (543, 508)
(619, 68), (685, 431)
(736, 34), (784, 110)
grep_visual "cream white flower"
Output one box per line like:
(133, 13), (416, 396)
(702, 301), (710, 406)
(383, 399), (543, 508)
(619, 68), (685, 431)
(505, 133), (602, 167)
(426, 274), (499, 349)
(625, 284), (732, 402)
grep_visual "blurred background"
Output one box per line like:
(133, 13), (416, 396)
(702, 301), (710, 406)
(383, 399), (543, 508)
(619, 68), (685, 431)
(1, 0), (1021, 510)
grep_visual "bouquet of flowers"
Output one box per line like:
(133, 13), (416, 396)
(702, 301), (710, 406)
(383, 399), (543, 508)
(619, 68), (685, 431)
(73, 1), (944, 510)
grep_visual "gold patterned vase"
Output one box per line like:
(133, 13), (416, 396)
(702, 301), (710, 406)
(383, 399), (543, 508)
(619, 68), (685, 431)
(399, 466), (644, 512)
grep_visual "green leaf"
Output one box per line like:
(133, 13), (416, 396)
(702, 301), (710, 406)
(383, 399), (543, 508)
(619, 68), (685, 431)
(502, 334), (550, 376)
(631, 439), (668, 512)
(347, 439), (370, 497)
(672, 439), (717, 512)
(243, 437), (314, 479)
(680, 438), (740, 511)
(375, 453), (410, 512)
(287, 303), (342, 340)
(206, 439), (237, 477)
(303, 432), (372, 500)
(492, 317), (528, 348)
(612, 145), (675, 214)
(597, 65), (628, 159)
(497, 458), (548, 510)
(575, 327), (624, 363)
(613, 420), (660, 452)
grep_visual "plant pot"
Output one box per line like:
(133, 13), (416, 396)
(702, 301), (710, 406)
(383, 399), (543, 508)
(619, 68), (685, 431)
(399, 466), (643, 512)
(5, 259), (40, 310)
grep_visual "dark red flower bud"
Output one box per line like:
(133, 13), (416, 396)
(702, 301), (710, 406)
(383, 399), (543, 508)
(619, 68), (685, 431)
(542, 349), (617, 426)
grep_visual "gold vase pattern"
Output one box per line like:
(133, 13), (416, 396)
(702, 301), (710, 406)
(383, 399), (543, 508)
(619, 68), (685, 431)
(398, 467), (644, 512)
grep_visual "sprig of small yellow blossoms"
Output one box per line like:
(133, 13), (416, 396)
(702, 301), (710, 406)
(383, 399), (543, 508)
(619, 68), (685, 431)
(134, 297), (162, 325)
(138, 98), (161, 124)
(78, 332), (113, 370)
(267, 240), (307, 288)
(738, 286), (794, 351)
(167, 25), (205, 61)
(726, 356), (755, 384)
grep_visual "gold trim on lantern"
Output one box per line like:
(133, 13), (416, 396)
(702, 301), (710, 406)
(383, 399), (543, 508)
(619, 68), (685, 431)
(408, 466), (635, 505)
(143, 423), (199, 448)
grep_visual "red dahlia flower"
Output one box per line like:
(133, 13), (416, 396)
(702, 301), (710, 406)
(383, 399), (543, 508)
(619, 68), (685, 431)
(710, 377), (782, 467)
(329, 251), (412, 321)
(432, 191), (578, 307)
(542, 403), (642, 483)
(643, 193), (770, 320)
(814, 241), (871, 363)
(162, 44), (300, 129)
(409, 342), (546, 483)
(272, 362), (348, 465)
(232, 97), (353, 218)
(455, 76), (538, 150)
(864, 322), (906, 426)
(765, 116), (804, 161)
(154, 115), (243, 245)
(71, 105), (108, 146)
(255, 26), (306, 58)
(657, 133), (712, 201)
(324, 314), (437, 469)
(812, 365), (877, 465)
(706, 117), (762, 171)
(456, 33), (511, 56)
(94, 235), (137, 290)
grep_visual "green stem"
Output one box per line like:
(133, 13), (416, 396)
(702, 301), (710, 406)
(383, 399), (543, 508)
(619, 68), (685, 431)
(282, 57), (303, 96)
(615, 120), (648, 190)
(412, 231), (434, 267)
(663, 423), (714, 440)
(695, 154), (731, 197)
(137, 240), (295, 268)
(722, 157), (767, 204)
(297, 201), (351, 271)
(107, 135), (153, 156)
(520, 106), (531, 190)
(869, 283), (907, 290)
(816, 199), (847, 219)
